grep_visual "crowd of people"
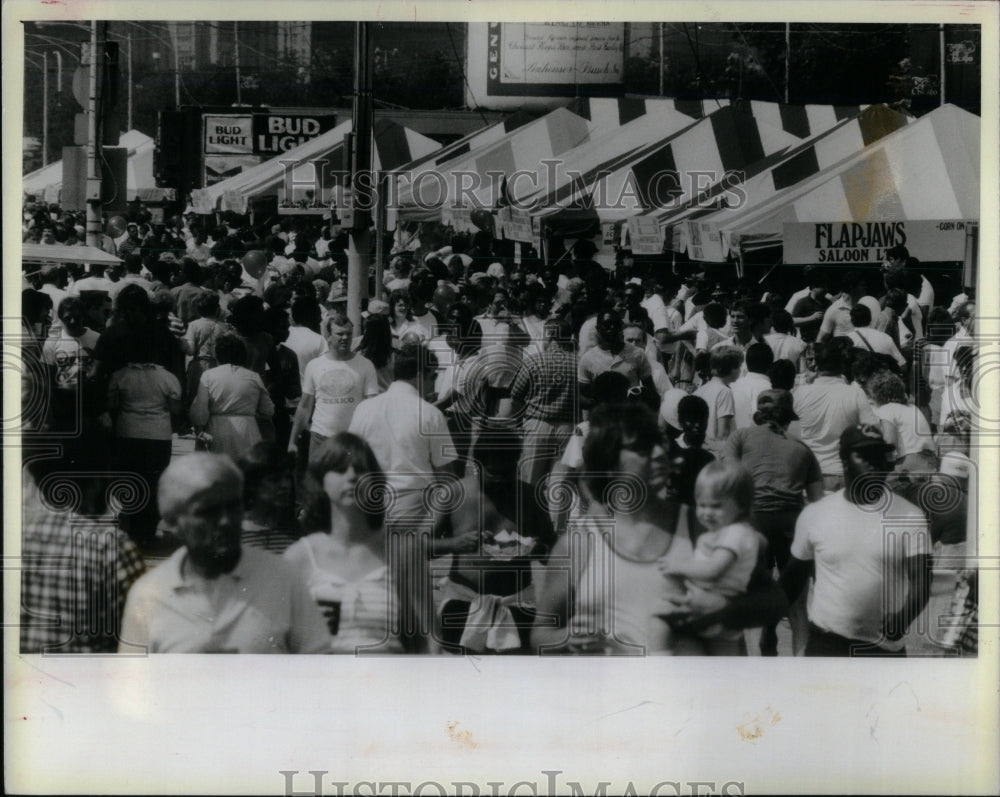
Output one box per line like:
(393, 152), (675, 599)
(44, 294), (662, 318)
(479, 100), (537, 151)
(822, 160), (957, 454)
(19, 199), (978, 657)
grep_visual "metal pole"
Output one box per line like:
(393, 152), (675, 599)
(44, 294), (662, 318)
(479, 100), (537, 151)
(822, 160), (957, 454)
(347, 21), (373, 329)
(55, 51), (63, 93)
(42, 52), (49, 166)
(127, 31), (133, 130)
(659, 23), (664, 96)
(168, 22), (180, 107)
(374, 172), (386, 301)
(785, 23), (790, 104)
(235, 22), (242, 104)
(85, 21), (103, 248)
(939, 23), (946, 106)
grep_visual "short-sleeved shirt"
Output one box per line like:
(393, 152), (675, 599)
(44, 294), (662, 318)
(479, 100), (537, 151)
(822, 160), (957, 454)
(578, 342), (651, 388)
(348, 381), (455, 495)
(42, 328), (99, 390)
(791, 295), (828, 343)
(693, 377), (735, 455)
(510, 346), (577, 423)
(302, 354), (379, 437)
(107, 363), (182, 440)
(848, 328), (906, 367)
(764, 332), (806, 367)
(793, 375), (879, 476)
(791, 490), (930, 650)
(724, 425), (823, 512)
(874, 401), (934, 457)
(118, 545), (330, 653)
(689, 522), (761, 598)
(818, 296), (881, 340)
(730, 372), (771, 430)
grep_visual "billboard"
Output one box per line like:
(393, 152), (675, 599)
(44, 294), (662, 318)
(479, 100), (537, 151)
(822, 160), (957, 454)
(196, 110), (338, 189)
(466, 22), (625, 110)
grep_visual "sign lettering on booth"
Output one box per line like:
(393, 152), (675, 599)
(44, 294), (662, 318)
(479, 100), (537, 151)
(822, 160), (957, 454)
(783, 221), (973, 264)
(204, 115), (253, 154)
(626, 217), (664, 255)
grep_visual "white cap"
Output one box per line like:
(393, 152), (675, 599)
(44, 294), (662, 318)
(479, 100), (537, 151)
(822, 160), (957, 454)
(939, 451), (972, 479)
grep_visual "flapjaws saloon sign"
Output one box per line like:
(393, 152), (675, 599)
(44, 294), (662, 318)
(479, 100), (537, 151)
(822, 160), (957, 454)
(783, 220), (976, 264)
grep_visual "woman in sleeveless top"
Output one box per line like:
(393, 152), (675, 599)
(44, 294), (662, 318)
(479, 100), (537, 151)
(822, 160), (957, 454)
(531, 403), (786, 655)
(282, 432), (405, 653)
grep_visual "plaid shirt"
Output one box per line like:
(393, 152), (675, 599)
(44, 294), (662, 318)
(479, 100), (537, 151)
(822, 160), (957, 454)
(510, 345), (578, 424)
(20, 509), (146, 654)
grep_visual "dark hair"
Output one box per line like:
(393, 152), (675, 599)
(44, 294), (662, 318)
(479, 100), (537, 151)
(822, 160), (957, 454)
(678, 394), (709, 423)
(812, 341), (844, 375)
(592, 370), (632, 406)
(849, 304), (872, 328)
(57, 296), (84, 323)
(228, 295), (267, 336)
(308, 432), (386, 530)
(771, 309), (794, 334)
(768, 359), (797, 391)
(196, 291), (221, 317)
(114, 283), (153, 323)
(886, 244), (909, 261)
(748, 303), (772, 328)
(745, 342), (774, 375)
(702, 302), (726, 329)
(924, 307), (955, 345)
(182, 258), (202, 284)
(237, 442), (291, 509)
(388, 289), (413, 322)
(867, 371), (908, 406)
(214, 333), (249, 366)
(359, 314), (393, 369)
(582, 403), (661, 506)
(22, 289), (53, 325)
(884, 287), (907, 315)
(392, 340), (437, 381)
(291, 295), (321, 328)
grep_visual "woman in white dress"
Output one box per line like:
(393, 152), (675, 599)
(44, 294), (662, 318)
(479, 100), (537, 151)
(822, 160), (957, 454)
(190, 333), (274, 463)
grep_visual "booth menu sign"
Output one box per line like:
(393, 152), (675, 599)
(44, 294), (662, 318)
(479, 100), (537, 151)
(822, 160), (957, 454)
(783, 221), (975, 264)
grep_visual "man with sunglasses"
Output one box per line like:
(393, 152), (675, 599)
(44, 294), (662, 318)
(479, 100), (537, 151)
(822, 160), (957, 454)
(780, 424), (931, 657)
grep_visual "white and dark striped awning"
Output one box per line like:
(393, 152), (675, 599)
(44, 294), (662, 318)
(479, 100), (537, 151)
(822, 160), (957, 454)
(657, 104), (915, 254)
(533, 104), (801, 227)
(685, 104), (979, 260)
(191, 119), (441, 214)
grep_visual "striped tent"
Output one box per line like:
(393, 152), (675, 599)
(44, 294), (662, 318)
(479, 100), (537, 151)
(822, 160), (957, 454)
(191, 119), (441, 214)
(681, 103), (979, 260)
(508, 106), (701, 213)
(532, 104), (801, 226)
(563, 96), (714, 128)
(392, 107), (594, 223)
(727, 99), (878, 139)
(656, 104), (914, 257)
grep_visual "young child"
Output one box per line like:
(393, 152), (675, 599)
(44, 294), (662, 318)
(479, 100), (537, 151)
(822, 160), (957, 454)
(693, 346), (742, 456)
(659, 460), (763, 646)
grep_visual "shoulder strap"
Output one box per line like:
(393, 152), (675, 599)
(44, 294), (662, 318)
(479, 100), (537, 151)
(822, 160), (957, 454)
(855, 330), (875, 352)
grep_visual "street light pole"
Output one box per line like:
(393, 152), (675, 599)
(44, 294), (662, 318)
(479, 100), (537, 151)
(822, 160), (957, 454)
(85, 20), (104, 248)
(347, 21), (373, 329)
(127, 30), (133, 130)
(42, 52), (49, 166)
(235, 22), (242, 104)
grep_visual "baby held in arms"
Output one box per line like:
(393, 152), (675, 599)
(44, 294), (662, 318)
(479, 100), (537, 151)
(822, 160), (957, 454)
(659, 460), (764, 646)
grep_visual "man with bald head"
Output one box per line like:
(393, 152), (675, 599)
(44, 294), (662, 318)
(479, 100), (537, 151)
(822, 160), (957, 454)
(118, 454), (329, 653)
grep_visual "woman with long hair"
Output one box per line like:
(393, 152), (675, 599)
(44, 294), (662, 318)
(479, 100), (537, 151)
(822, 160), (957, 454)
(282, 433), (412, 653)
(357, 313), (394, 392)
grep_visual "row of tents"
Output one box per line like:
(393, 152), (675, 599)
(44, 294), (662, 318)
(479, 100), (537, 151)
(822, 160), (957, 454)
(24, 96), (979, 268)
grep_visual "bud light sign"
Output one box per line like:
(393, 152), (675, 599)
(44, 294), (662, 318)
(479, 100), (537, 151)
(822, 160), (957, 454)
(253, 114), (339, 155)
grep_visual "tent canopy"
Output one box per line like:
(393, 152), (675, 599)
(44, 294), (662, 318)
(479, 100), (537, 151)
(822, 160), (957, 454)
(684, 104), (979, 260)
(392, 107), (594, 223)
(22, 243), (122, 266)
(21, 130), (167, 201)
(533, 104), (802, 228)
(192, 119), (441, 214)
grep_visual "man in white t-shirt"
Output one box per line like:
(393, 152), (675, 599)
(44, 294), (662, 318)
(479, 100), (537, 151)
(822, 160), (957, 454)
(793, 342), (879, 491)
(284, 296), (327, 380)
(693, 345), (742, 456)
(817, 270), (882, 342)
(287, 309), (378, 454)
(846, 305), (906, 368)
(730, 342), (773, 430)
(781, 424), (931, 656)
